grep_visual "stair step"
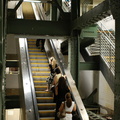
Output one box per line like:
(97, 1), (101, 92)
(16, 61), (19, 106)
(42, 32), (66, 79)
(29, 55), (47, 59)
(37, 97), (54, 103)
(33, 76), (49, 79)
(39, 117), (55, 120)
(39, 110), (55, 117)
(33, 76), (48, 81)
(33, 78), (48, 81)
(30, 63), (49, 67)
(36, 91), (53, 97)
(30, 59), (48, 63)
(27, 39), (55, 119)
(27, 39), (36, 42)
(34, 81), (47, 85)
(29, 52), (46, 55)
(37, 103), (56, 110)
(35, 85), (47, 91)
(27, 40), (36, 43)
(32, 71), (50, 76)
(28, 47), (40, 49)
(31, 67), (49, 71)
(28, 44), (36, 46)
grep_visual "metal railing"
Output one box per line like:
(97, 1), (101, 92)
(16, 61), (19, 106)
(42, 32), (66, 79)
(99, 33), (115, 74)
(97, 21), (115, 43)
(87, 21), (115, 75)
(97, 21), (115, 74)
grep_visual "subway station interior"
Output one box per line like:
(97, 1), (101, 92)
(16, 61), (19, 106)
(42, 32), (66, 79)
(0, 0), (120, 120)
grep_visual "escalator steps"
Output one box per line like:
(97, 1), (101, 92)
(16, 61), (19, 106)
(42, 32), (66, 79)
(27, 39), (55, 119)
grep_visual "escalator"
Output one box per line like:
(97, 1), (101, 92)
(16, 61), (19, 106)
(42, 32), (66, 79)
(27, 39), (56, 120)
(21, 2), (56, 119)
(20, 2), (89, 120)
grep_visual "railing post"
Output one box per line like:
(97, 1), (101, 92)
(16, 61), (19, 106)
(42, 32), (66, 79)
(0, 0), (7, 119)
(110, 0), (120, 119)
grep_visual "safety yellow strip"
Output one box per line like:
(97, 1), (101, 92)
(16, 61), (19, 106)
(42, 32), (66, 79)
(106, 60), (115, 62)
(34, 81), (46, 83)
(35, 86), (47, 88)
(37, 97), (53, 100)
(104, 56), (115, 58)
(29, 55), (46, 57)
(39, 110), (55, 113)
(33, 76), (49, 78)
(28, 48), (40, 50)
(29, 51), (45, 53)
(32, 66), (49, 69)
(36, 91), (51, 93)
(28, 45), (36, 47)
(31, 63), (48, 65)
(37, 103), (55, 106)
(27, 39), (36, 41)
(32, 71), (50, 73)
(30, 59), (47, 61)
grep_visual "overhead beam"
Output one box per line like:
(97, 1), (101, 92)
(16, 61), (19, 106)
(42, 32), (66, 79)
(80, 62), (100, 70)
(72, 0), (111, 30)
(7, 19), (70, 36)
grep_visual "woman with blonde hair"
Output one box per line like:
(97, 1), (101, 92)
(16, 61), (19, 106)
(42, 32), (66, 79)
(59, 92), (76, 120)
(49, 57), (58, 74)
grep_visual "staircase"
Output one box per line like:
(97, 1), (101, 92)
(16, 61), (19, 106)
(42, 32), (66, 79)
(86, 21), (115, 74)
(27, 39), (56, 120)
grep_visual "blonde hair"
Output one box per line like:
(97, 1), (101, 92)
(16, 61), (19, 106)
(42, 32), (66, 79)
(49, 57), (57, 69)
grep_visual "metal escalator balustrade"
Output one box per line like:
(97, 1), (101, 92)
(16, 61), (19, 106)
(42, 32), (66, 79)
(27, 39), (56, 120)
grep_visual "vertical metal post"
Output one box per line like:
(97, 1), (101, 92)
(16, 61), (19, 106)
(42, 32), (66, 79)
(0, 0), (4, 119)
(52, 1), (57, 21)
(114, 18), (120, 119)
(110, 0), (120, 119)
(68, 0), (80, 87)
(0, 0), (7, 119)
(52, 0), (62, 21)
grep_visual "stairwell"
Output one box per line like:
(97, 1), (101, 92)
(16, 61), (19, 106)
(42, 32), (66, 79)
(86, 20), (115, 75)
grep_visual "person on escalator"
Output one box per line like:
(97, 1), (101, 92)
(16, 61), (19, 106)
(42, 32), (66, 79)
(58, 92), (76, 120)
(36, 39), (45, 51)
(55, 76), (70, 120)
(45, 67), (62, 94)
(49, 57), (58, 74)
